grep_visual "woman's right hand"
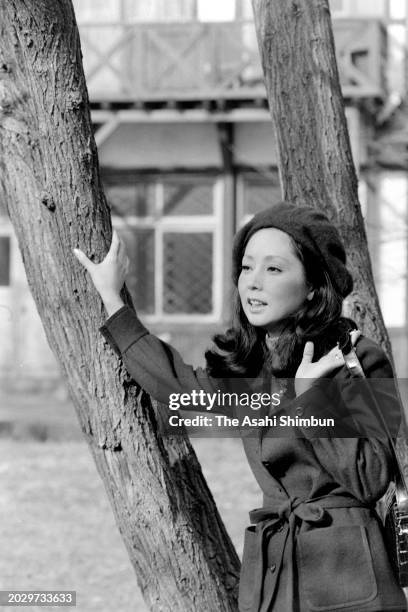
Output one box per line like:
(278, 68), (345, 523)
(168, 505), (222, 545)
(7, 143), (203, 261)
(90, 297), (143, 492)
(295, 341), (345, 396)
(73, 229), (129, 316)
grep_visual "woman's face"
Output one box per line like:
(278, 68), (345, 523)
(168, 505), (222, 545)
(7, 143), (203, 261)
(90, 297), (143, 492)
(238, 228), (312, 336)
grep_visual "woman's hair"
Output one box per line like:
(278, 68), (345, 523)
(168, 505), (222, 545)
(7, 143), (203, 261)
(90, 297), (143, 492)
(205, 236), (353, 378)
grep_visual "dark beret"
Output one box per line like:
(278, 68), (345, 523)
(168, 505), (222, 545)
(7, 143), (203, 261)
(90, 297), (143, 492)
(232, 202), (353, 298)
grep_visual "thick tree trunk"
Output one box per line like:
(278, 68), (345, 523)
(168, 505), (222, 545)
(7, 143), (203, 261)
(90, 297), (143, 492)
(251, 0), (392, 357)
(0, 1), (239, 610)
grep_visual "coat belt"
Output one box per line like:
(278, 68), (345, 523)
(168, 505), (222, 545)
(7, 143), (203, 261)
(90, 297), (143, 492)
(247, 495), (370, 612)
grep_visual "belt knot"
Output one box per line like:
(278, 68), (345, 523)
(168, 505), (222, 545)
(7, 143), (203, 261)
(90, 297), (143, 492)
(245, 495), (369, 612)
(250, 498), (328, 526)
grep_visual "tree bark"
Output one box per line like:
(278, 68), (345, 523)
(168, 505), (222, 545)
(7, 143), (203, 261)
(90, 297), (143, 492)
(0, 1), (240, 610)
(251, 0), (392, 357)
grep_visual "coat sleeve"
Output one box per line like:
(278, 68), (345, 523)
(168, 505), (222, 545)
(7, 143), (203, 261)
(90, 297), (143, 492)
(282, 337), (401, 504)
(99, 305), (229, 414)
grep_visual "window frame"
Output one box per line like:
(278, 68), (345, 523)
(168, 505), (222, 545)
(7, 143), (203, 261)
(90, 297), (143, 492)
(111, 174), (224, 323)
(236, 170), (282, 229)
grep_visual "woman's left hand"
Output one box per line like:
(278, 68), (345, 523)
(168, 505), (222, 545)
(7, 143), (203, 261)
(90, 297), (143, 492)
(295, 341), (345, 396)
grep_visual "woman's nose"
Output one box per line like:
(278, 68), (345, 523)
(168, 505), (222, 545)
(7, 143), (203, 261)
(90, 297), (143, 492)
(248, 269), (263, 289)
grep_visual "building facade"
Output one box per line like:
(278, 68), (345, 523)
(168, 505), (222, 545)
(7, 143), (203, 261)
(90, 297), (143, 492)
(1, 0), (407, 387)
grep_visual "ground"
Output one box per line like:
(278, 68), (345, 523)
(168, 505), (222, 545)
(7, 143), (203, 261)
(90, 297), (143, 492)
(0, 390), (260, 612)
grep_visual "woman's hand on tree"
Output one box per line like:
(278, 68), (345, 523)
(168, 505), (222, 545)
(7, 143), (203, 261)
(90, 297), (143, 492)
(73, 229), (129, 316)
(294, 341), (344, 396)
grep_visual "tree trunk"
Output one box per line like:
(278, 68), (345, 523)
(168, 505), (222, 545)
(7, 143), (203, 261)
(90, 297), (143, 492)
(0, 1), (240, 610)
(251, 0), (392, 357)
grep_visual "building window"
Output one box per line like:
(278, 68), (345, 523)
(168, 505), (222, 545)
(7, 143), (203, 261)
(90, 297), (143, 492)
(0, 236), (10, 286)
(237, 172), (282, 227)
(72, 0), (121, 22)
(103, 173), (222, 321)
(389, 0), (406, 20)
(197, 0), (235, 21)
(163, 232), (213, 313)
(329, 0), (352, 16)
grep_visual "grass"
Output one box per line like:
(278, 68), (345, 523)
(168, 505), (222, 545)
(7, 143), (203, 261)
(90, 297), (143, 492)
(0, 395), (261, 612)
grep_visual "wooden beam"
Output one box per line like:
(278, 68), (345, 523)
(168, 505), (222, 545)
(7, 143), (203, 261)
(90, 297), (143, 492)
(94, 116), (120, 146)
(88, 86), (267, 104)
(216, 122), (234, 172)
(91, 108), (271, 124)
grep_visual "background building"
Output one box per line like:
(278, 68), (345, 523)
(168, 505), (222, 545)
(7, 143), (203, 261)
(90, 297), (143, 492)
(1, 0), (407, 387)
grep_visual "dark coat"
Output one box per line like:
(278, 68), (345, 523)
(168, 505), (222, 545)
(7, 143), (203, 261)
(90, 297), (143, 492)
(100, 306), (407, 612)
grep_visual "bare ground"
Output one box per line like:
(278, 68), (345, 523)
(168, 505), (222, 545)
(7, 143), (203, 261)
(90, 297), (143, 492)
(0, 392), (260, 612)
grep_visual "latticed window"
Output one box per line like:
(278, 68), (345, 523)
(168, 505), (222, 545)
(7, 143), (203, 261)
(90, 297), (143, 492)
(238, 172), (282, 227)
(103, 173), (222, 320)
(163, 232), (213, 314)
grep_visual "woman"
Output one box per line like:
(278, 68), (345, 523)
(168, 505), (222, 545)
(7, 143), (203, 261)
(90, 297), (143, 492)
(74, 203), (406, 612)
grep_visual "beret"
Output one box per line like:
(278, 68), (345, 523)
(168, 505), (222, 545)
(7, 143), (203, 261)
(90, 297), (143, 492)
(232, 202), (353, 298)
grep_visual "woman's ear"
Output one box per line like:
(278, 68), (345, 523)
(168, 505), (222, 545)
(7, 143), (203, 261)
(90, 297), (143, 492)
(307, 289), (315, 302)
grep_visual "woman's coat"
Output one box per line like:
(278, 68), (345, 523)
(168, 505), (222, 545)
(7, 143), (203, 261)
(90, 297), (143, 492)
(100, 305), (407, 612)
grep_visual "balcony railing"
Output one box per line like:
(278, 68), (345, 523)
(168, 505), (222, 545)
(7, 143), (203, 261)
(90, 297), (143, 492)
(78, 19), (387, 104)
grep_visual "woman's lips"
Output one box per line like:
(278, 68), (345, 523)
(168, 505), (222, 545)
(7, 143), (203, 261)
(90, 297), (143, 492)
(247, 298), (267, 312)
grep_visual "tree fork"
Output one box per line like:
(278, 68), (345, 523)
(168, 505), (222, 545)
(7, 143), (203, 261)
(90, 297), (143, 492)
(252, 0), (391, 356)
(0, 1), (240, 610)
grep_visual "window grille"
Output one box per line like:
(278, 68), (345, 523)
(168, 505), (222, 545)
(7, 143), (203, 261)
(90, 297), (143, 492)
(163, 182), (213, 216)
(238, 172), (282, 227)
(163, 232), (213, 313)
(106, 182), (156, 217)
(104, 173), (222, 321)
(119, 227), (155, 314)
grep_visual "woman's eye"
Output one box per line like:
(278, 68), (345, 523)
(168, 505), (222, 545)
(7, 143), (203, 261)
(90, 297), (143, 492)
(241, 264), (251, 271)
(267, 266), (281, 273)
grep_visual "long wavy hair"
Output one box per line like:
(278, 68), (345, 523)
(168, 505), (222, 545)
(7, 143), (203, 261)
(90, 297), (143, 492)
(205, 236), (354, 378)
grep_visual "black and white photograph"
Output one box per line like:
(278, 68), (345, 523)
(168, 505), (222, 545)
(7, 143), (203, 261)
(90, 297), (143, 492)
(1, 0), (408, 610)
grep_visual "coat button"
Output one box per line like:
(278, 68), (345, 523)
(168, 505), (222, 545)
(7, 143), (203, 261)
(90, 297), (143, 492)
(295, 406), (304, 416)
(269, 563), (276, 573)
